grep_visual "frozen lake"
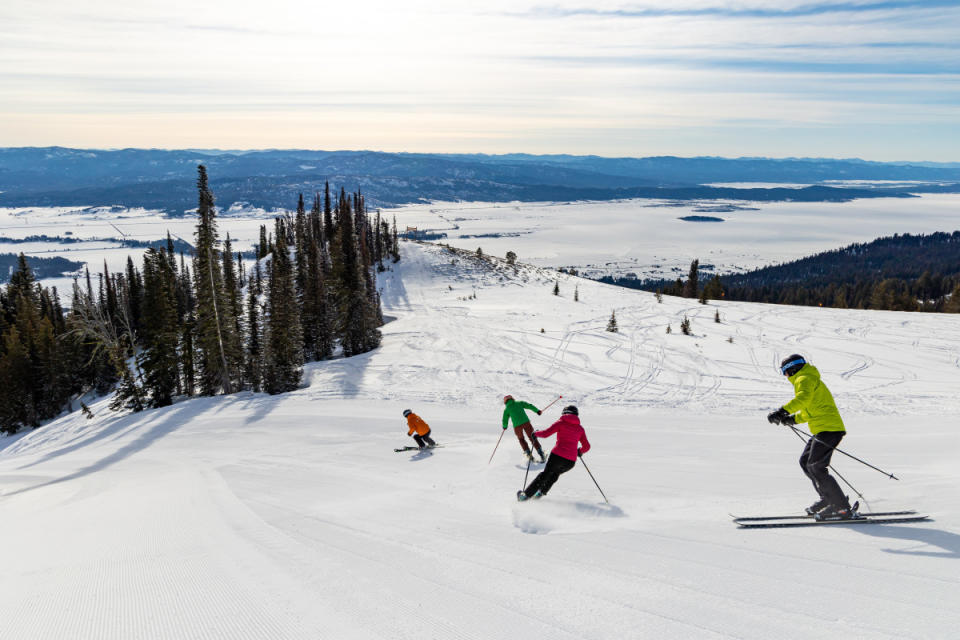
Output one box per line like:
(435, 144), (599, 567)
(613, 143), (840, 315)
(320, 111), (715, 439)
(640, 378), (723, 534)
(3, 193), (959, 295)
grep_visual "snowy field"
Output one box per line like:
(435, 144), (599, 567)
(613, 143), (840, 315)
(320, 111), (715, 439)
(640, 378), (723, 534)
(3, 192), (960, 295)
(2, 241), (960, 639)
(0, 205), (269, 294)
(389, 193), (960, 279)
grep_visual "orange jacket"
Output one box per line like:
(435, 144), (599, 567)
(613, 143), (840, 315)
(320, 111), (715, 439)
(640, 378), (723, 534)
(406, 413), (431, 436)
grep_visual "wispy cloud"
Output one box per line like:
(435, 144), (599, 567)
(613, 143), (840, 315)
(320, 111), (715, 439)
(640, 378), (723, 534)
(514, 54), (960, 75)
(1, 0), (959, 158)
(518, 1), (960, 19)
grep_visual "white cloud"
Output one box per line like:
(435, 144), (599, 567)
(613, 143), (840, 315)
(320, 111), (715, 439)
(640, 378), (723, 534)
(0, 0), (958, 159)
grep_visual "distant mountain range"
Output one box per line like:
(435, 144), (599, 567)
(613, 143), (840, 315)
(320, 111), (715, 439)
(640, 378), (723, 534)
(1, 147), (958, 214)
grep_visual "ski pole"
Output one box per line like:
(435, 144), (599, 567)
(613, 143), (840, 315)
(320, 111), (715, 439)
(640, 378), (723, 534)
(579, 454), (609, 504)
(488, 428), (506, 465)
(786, 423), (899, 480)
(540, 395), (563, 413)
(522, 457), (532, 491)
(786, 426), (868, 506)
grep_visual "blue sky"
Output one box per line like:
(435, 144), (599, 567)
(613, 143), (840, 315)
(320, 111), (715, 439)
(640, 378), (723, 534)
(0, 0), (958, 160)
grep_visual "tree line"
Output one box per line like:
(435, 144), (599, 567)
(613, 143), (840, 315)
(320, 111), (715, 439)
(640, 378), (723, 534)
(602, 231), (960, 312)
(0, 165), (399, 434)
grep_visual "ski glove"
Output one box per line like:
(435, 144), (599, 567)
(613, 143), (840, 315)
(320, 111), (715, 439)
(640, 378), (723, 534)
(767, 407), (791, 425)
(536, 410), (542, 415)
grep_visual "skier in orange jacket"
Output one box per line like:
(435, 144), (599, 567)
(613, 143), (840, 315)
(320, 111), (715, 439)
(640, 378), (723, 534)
(403, 409), (437, 450)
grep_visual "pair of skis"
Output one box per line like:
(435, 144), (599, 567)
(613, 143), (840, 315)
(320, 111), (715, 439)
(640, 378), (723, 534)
(394, 444), (443, 452)
(732, 508), (928, 529)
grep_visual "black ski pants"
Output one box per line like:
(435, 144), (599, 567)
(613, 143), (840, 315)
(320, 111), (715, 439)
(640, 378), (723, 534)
(524, 453), (576, 497)
(413, 430), (436, 448)
(799, 430), (848, 509)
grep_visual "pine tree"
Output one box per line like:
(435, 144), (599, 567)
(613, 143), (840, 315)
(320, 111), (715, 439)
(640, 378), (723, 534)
(0, 326), (33, 432)
(222, 234), (243, 339)
(683, 259), (699, 298)
(606, 310), (618, 333)
(324, 181), (334, 241)
(553, 281), (560, 296)
(946, 282), (960, 313)
(244, 261), (263, 391)
(391, 216), (400, 263)
(332, 193), (381, 356)
(126, 255), (143, 336)
(192, 165), (237, 395)
(702, 274), (723, 303)
(263, 219), (303, 393)
(139, 248), (180, 407)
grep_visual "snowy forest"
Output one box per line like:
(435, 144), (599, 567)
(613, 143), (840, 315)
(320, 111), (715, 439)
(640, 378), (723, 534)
(605, 232), (960, 312)
(0, 166), (397, 433)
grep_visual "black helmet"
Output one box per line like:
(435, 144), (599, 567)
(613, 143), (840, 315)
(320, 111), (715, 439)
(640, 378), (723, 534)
(402, 409), (412, 417)
(561, 405), (579, 416)
(780, 354), (806, 377)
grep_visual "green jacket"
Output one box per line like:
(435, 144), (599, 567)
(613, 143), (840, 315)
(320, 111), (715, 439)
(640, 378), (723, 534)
(783, 363), (845, 435)
(502, 398), (540, 429)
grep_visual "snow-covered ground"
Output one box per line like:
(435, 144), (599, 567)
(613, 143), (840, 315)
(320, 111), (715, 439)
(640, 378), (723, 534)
(389, 193), (960, 279)
(4, 192), (960, 296)
(2, 241), (959, 639)
(0, 205), (269, 295)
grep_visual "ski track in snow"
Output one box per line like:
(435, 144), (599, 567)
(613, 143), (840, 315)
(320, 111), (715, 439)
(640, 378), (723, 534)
(2, 241), (960, 639)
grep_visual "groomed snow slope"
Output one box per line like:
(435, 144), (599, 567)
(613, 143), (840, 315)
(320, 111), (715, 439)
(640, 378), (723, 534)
(2, 241), (959, 639)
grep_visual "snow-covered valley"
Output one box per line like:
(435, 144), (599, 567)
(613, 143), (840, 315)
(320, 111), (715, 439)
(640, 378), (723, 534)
(2, 241), (959, 639)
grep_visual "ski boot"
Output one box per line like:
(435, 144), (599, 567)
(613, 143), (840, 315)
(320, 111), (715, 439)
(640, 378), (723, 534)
(517, 490), (529, 502)
(532, 490), (543, 500)
(536, 449), (546, 464)
(523, 451), (534, 462)
(815, 501), (860, 521)
(805, 497), (829, 516)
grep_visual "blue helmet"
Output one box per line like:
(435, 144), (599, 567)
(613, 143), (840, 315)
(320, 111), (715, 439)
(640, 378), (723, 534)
(780, 354), (806, 376)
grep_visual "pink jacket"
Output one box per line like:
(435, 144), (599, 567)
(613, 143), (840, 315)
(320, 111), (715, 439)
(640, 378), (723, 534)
(535, 414), (590, 462)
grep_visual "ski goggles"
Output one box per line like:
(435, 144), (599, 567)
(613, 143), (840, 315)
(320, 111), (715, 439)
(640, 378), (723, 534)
(780, 359), (805, 375)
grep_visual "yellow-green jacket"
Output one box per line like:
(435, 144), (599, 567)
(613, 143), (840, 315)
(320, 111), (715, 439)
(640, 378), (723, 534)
(783, 363), (845, 435)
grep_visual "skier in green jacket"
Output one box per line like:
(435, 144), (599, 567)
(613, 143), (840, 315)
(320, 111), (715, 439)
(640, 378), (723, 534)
(767, 354), (855, 520)
(502, 395), (546, 462)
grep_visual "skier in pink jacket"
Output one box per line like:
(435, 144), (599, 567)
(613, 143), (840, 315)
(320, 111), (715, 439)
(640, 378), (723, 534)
(517, 405), (591, 501)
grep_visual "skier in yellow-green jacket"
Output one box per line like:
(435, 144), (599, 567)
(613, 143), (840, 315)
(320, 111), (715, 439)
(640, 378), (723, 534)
(767, 354), (855, 521)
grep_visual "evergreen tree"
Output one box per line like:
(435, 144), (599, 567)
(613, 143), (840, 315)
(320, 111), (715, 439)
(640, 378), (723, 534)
(323, 181), (334, 242)
(606, 310), (618, 333)
(703, 275), (723, 302)
(126, 256), (143, 336)
(683, 259), (699, 298)
(946, 282), (960, 313)
(192, 165), (238, 395)
(0, 326), (33, 431)
(332, 193), (381, 356)
(244, 261), (263, 390)
(139, 248), (180, 407)
(391, 216), (400, 263)
(263, 219), (303, 393)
